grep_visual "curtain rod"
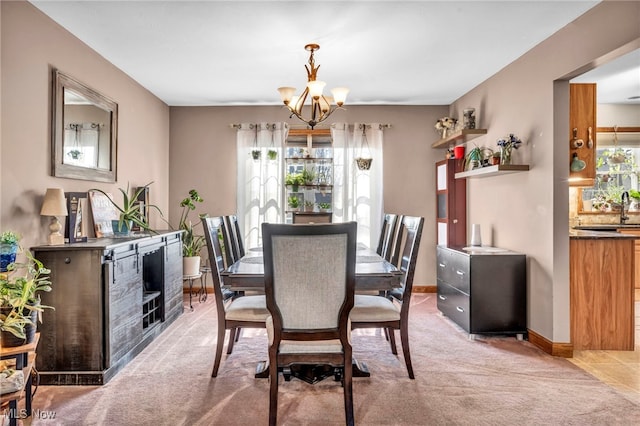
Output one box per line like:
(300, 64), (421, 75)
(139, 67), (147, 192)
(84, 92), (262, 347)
(230, 123), (392, 129)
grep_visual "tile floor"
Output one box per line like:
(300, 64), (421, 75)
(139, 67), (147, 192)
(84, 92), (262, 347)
(569, 289), (640, 404)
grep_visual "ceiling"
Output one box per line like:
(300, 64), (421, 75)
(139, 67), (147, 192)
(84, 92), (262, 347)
(29, 1), (637, 107)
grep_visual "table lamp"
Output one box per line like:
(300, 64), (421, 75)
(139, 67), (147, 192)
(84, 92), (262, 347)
(41, 188), (68, 245)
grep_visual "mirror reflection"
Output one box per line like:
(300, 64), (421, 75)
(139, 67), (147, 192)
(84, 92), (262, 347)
(53, 70), (117, 182)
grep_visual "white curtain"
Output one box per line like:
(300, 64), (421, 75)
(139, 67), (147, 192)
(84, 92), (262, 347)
(236, 122), (289, 249)
(331, 123), (384, 248)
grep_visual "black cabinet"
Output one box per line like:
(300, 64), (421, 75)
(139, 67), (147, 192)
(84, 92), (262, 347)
(436, 246), (527, 337)
(32, 231), (183, 385)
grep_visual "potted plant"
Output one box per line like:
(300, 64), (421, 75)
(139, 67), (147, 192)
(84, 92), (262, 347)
(267, 149), (278, 161)
(90, 182), (163, 236)
(304, 200), (315, 212)
(0, 250), (53, 347)
(175, 189), (207, 276)
(463, 145), (484, 170)
(630, 190), (640, 210)
(318, 202), (331, 212)
(301, 167), (316, 185)
(251, 149), (261, 160)
(285, 172), (304, 192)
(0, 231), (20, 273)
(288, 195), (300, 211)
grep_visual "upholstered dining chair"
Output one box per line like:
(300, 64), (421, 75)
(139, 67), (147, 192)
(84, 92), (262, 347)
(221, 214), (245, 268)
(350, 215), (424, 379)
(262, 222), (357, 426)
(201, 216), (269, 377)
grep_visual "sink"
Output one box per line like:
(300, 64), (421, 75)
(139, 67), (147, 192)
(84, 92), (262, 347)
(462, 246), (508, 253)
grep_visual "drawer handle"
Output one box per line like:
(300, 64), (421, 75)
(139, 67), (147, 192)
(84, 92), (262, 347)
(456, 306), (464, 313)
(438, 263), (445, 268)
(438, 295), (446, 301)
(456, 270), (464, 276)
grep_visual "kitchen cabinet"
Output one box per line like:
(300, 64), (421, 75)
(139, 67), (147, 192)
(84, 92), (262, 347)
(285, 128), (333, 222)
(436, 159), (466, 246)
(31, 231), (183, 385)
(436, 246), (527, 338)
(617, 228), (640, 289)
(570, 233), (635, 350)
(569, 83), (597, 186)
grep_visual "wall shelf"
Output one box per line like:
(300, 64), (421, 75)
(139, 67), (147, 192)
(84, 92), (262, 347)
(455, 164), (529, 179)
(431, 129), (488, 149)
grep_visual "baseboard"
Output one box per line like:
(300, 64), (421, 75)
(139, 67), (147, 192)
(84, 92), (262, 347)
(527, 329), (573, 358)
(414, 285), (436, 293)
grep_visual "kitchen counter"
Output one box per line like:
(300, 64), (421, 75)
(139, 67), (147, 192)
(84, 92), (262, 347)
(570, 229), (640, 239)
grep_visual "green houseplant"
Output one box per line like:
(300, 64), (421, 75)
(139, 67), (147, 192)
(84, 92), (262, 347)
(285, 172), (304, 192)
(91, 182), (163, 235)
(173, 189), (207, 276)
(0, 250), (53, 346)
(288, 195), (300, 211)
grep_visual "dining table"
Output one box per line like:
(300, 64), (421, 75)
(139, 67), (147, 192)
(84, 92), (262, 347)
(220, 244), (404, 381)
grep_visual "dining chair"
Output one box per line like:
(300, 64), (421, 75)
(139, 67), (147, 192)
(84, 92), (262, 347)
(201, 216), (269, 377)
(221, 214), (245, 268)
(375, 213), (398, 262)
(350, 215), (424, 379)
(262, 222), (357, 426)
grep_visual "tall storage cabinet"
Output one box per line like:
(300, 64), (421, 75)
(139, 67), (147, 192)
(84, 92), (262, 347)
(436, 246), (527, 337)
(436, 159), (466, 247)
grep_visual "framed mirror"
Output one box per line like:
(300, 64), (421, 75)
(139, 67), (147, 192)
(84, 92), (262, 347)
(52, 69), (117, 182)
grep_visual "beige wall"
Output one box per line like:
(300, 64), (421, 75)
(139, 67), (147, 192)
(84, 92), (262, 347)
(169, 105), (448, 287)
(450, 1), (640, 343)
(0, 1), (170, 250)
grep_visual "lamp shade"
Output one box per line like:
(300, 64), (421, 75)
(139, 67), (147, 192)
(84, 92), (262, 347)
(40, 188), (68, 217)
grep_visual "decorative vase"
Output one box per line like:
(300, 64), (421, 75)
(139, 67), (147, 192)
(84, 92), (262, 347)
(0, 243), (18, 272)
(500, 146), (512, 165)
(183, 256), (201, 276)
(112, 220), (133, 237)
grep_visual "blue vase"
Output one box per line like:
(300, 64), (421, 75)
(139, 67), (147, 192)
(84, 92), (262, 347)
(0, 243), (18, 272)
(112, 220), (133, 237)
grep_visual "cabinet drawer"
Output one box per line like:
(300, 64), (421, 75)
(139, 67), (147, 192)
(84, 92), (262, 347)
(436, 248), (470, 294)
(437, 280), (470, 332)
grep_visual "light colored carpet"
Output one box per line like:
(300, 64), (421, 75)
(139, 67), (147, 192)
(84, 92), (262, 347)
(24, 294), (640, 425)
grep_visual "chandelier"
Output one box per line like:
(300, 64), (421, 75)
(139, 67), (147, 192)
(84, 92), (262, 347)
(277, 44), (349, 129)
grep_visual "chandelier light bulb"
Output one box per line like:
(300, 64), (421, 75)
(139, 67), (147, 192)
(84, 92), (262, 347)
(331, 87), (349, 106)
(307, 80), (326, 99)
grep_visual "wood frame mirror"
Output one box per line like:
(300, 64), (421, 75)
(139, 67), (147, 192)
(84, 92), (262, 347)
(52, 69), (117, 182)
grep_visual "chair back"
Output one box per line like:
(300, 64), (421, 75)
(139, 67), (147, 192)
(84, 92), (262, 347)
(389, 216), (424, 313)
(262, 222), (357, 340)
(376, 214), (397, 262)
(389, 214), (405, 267)
(221, 215), (245, 267)
(202, 217), (236, 318)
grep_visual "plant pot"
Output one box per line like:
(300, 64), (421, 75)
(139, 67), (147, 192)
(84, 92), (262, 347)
(251, 150), (261, 161)
(112, 220), (133, 237)
(0, 242), (18, 272)
(183, 256), (201, 276)
(355, 157), (372, 170)
(267, 150), (278, 161)
(0, 307), (37, 348)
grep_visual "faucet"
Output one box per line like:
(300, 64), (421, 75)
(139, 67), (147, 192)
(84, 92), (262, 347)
(620, 191), (630, 224)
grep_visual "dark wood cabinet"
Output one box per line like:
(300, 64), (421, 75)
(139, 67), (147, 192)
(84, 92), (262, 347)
(436, 246), (527, 338)
(436, 159), (466, 247)
(32, 231), (183, 385)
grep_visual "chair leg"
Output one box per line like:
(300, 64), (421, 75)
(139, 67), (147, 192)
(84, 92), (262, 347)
(211, 325), (226, 377)
(227, 328), (237, 354)
(400, 324), (414, 379)
(343, 352), (355, 426)
(268, 351), (279, 426)
(235, 327), (242, 342)
(387, 327), (398, 355)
